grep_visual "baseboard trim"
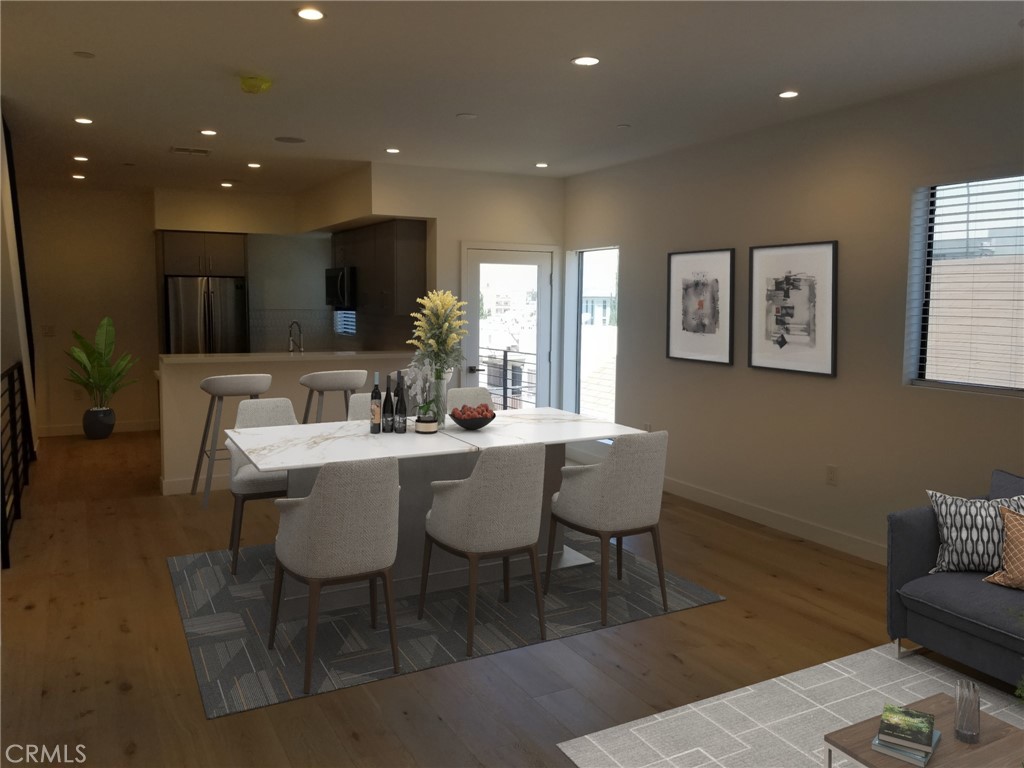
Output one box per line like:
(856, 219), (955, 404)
(38, 419), (161, 438)
(663, 475), (886, 565)
(162, 474), (229, 496)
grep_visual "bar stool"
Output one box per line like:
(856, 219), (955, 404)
(299, 370), (367, 423)
(191, 374), (272, 506)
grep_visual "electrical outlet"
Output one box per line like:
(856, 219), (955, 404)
(642, 423), (652, 432)
(825, 465), (839, 486)
(72, 388), (83, 401)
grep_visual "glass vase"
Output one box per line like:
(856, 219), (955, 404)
(954, 678), (980, 743)
(421, 367), (451, 430)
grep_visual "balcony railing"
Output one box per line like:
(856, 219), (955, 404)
(477, 346), (538, 409)
(2, 361), (34, 569)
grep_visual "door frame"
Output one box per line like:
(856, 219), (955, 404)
(460, 241), (563, 407)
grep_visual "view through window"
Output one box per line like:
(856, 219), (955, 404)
(578, 248), (618, 420)
(479, 263), (539, 408)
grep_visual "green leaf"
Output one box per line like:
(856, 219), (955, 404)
(94, 316), (115, 360)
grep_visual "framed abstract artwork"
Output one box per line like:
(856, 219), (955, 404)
(748, 241), (838, 376)
(666, 248), (734, 365)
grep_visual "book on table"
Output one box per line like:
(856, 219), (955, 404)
(878, 703), (936, 752)
(870, 730), (941, 767)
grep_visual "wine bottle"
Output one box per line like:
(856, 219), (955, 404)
(394, 371), (407, 433)
(382, 374), (394, 433)
(370, 371), (381, 434)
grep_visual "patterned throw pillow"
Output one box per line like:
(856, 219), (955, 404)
(926, 491), (1024, 573)
(984, 507), (1024, 589)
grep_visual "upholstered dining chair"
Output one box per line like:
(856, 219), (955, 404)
(446, 386), (495, 412)
(346, 392), (371, 421)
(268, 457), (401, 694)
(418, 443), (546, 656)
(224, 397), (297, 575)
(544, 430), (670, 626)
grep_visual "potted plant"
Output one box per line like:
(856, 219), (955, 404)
(406, 289), (468, 432)
(65, 316), (138, 440)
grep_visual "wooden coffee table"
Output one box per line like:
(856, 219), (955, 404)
(824, 693), (1023, 767)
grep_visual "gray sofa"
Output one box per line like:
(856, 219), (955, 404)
(887, 469), (1024, 686)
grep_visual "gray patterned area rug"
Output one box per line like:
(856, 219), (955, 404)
(558, 645), (1024, 768)
(167, 532), (724, 718)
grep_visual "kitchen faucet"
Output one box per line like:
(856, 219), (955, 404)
(288, 320), (304, 353)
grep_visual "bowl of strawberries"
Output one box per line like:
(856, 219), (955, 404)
(449, 402), (496, 430)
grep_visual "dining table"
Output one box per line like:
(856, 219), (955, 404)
(226, 407), (644, 609)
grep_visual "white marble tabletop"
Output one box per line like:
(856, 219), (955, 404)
(227, 407), (644, 472)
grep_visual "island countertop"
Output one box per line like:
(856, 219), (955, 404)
(158, 349), (417, 495)
(159, 350), (411, 365)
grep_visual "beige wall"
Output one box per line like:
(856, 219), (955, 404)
(20, 186), (160, 436)
(565, 65), (1024, 561)
(296, 164), (373, 232)
(371, 164), (565, 292)
(154, 188), (298, 234)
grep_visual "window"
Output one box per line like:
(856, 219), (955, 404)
(333, 310), (357, 336)
(905, 175), (1024, 391)
(578, 248), (619, 419)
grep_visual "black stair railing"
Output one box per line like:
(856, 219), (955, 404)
(2, 361), (34, 569)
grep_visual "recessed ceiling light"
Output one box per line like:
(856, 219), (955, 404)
(74, 117), (93, 124)
(456, 113), (478, 120)
(73, 156), (89, 162)
(386, 148), (400, 154)
(535, 163), (549, 169)
(571, 56), (600, 66)
(221, 181), (234, 188)
(72, 174), (85, 180)
(297, 7), (323, 20)
(247, 163), (261, 169)
(779, 90), (799, 99)
(199, 129), (217, 136)
(616, 123), (632, 129)
(274, 136), (306, 144)
(72, 51), (96, 59)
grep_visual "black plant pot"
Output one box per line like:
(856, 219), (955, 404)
(83, 407), (115, 440)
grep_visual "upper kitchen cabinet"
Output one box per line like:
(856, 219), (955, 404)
(159, 230), (247, 276)
(333, 219), (426, 315)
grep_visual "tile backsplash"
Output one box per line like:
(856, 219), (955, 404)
(249, 309), (413, 353)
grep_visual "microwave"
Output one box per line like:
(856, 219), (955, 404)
(325, 267), (356, 310)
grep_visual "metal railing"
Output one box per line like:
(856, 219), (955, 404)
(2, 361), (34, 569)
(477, 346), (538, 409)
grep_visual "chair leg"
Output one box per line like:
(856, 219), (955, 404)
(228, 493), (245, 575)
(191, 396), (216, 495)
(543, 515), (558, 594)
(417, 536), (433, 620)
(599, 534), (610, 626)
(304, 579), (322, 694)
(302, 390), (314, 424)
(650, 524), (668, 613)
(502, 556), (510, 602)
(202, 396), (224, 507)
(382, 568), (400, 673)
(369, 575), (378, 629)
(268, 559), (284, 649)
(528, 545), (546, 641)
(343, 390), (352, 419)
(466, 554), (479, 657)
(316, 392), (325, 423)
(616, 535), (623, 580)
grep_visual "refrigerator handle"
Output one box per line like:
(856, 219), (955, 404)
(204, 287), (212, 353)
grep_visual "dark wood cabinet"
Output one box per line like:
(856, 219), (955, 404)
(159, 230), (246, 276)
(333, 219), (426, 315)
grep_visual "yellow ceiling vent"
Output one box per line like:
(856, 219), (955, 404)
(240, 76), (272, 95)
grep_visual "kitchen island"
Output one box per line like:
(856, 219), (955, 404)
(158, 350), (414, 495)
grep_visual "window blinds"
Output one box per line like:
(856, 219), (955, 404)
(333, 310), (357, 336)
(906, 175), (1024, 391)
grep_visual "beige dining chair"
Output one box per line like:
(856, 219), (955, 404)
(544, 431), (670, 625)
(268, 457), (401, 694)
(417, 443), (546, 656)
(446, 386), (495, 412)
(224, 398), (297, 574)
(346, 392), (371, 420)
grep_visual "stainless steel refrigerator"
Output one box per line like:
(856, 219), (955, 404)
(166, 276), (249, 353)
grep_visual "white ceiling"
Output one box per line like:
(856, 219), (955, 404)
(1, 1), (1021, 195)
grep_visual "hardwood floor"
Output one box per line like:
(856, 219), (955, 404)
(2, 431), (891, 767)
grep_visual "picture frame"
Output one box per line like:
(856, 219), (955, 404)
(666, 248), (735, 365)
(748, 241), (838, 376)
